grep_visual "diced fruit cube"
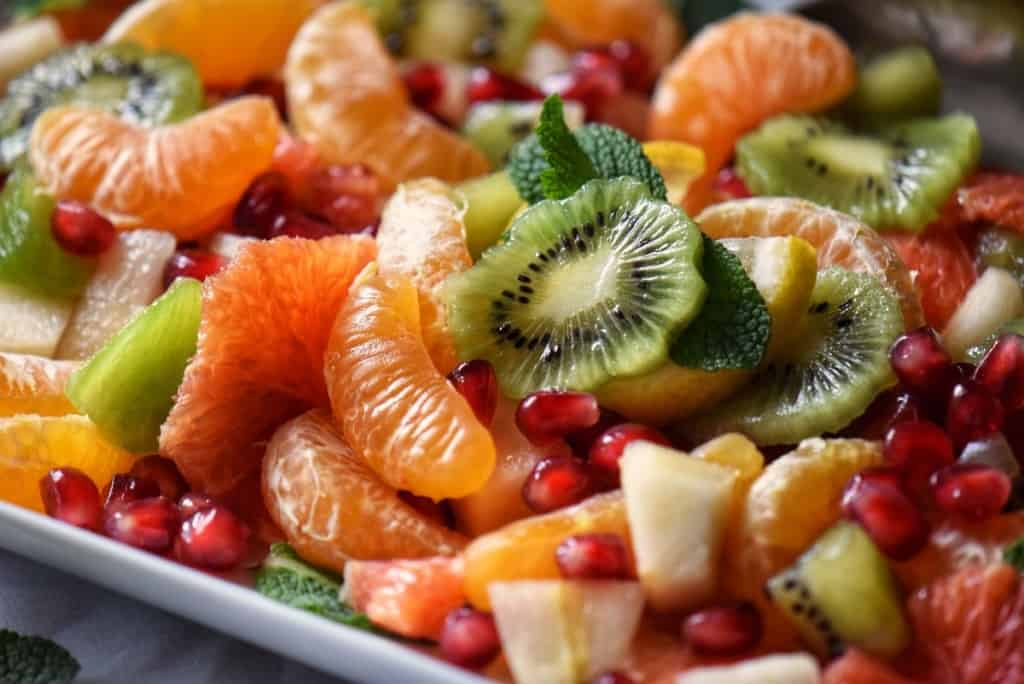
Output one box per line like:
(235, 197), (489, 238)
(207, 232), (256, 262)
(489, 579), (644, 684)
(674, 653), (820, 684)
(944, 267), (1023, 360)
(620, 441), (736, 612)
(456, 170), (524, 259)
(0, 282), (72, 356)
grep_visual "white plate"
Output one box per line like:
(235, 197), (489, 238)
(0, 501), (488, 684)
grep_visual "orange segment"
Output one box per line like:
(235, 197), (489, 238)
(462, 491), (630, 610)
(325, 271), (496, 500)
(103, 0), (320, 87)
(649, 13), (856, 213)
(376, 179), (472, 375)
(160, 235), (376, 495)
(0, 414), (138, 512)
(697, 197), (925, 329)
(0, 353), (78, 418)
(29, 97), (281, 240)
(263, 410), (465, 574)
(284, 2), (490, 190)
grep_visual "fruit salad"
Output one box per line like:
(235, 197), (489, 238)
(2, 1), (1024, 683)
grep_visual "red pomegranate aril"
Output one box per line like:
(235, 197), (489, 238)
(605, 40), (652, 91)
(883, 420), (955, 500)
(130, 455), (188, 501)
(975, 333), (1024, 412)
(845, 389), (923, 440)
(103, 474), (160, 507)
(51, 200), (116, 256)
(947, 380), (1004, 450)
(522, 457), (594, 513)
(175, 504), (250, 569)
(555, 533), (632, 580)
(439, 606), (501, 669)
(162, 249), (225, 289)
(712, 167), (752, 201)
(447, 360), (498, 426)
(959, 432), (1020, 479)
(931, 463), (1012, 520)
(683, 602), (763, 656)
(543, 67), (623, 118)
(466, 66), (542, 105)
(589, 423), (671, 483)
(39, 468), (102, 531)
(177, 492), (218, 520)
(592, 673), (636, 684)
(104, 497), (179, 552)
(841, 467), (929, 560)
(564, 408), (626, 459)
(234, 171), (291, 238)
(516, 390), (600, 446)
(269, 211), (337, 240)
(305, 164), (381, 232)
(403, 62), (445, 113)
(889, 328), (954, 400)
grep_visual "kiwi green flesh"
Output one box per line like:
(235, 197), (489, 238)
(736, 113), (980, 231)
(66, 277), (202, 453)
(0, 165), (94, 300)
(444, 177), (706, 397)
(463, 101), (544, 167)
(0, 42), (203, 170)
(976, 226), (1024, 287)
(685, 268), (901, 446)
(845, 45), (942, 127)
(458, 170), (523, 259)
(766, 522), (910, 659)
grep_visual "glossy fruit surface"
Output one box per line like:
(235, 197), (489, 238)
(975, 334), (1024, 412)
(822, 650), (917, 684)
(842, 467), (929, 560)
(957, 172), (1024, 233)
(440, 606), (501, 669)
(162, 250), (226, 290)
(448, 361), (498, 427)
(884, 227), (976, 331)
(51, 200), (116, 257)
(589, 423), (671, 483)
(129, 456), (187, 501)
(555, 533), (632, 580)
(930, 464), (1011, 521)
(175, 505), (250, 569)
(947, 380), (1004, 450)
(682, 603), (763, 657)
(177, 492), (217, 520)
(0, 353), (78, 418)
(234, 172), (291, 238)
(103, 474), (160, 507)
(104, 496), (179, 551)
(40, 467), (102, 531)
(883, 420), (955, 499)
(888, 328), (953, 399)
(516, 391), (600, 447)
(522, 457), (594, 513)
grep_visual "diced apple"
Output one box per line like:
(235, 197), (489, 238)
(0, 17), (64, 91)
(944, 266), (1023, 359)
(208, 232), (256, 262)
(620, 441), (737, 612)
(489, 580), (644, 684)
(56, 230), (177, 360)
(0, 283), (72, 356)
(675, 653), (821, 684)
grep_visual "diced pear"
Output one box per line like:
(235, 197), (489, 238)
(489, 580), (644, 684)
(620, 441), (737, 612)
(675, 653), (821, 684)
(0, 17), (64, 91)
(208, 232), (256, 262)
(944, 266), (1023, 359)
(0, 283), (71, 356)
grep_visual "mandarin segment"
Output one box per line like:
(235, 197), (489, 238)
(263, 410), (466, 574)
(29, 97), (281, 240)
(325, 272), (496, 500)
(0, 353), (78, 418)
(160, 235), (376, 495)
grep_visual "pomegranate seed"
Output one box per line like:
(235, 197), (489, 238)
(177, 492), (218, 519)
(605, 40), (651, 91)
(130, 455), (187, 501)
(51, 200), (116, 256)
(931, 463), (1011, 520)
(398, 490), (450, 527)
(682, 602), (763, 656)
(889, 328), (954, 400)
(163, 249), (225, 289)
(947, 380), (1005, 450)
(522, 457), (594, 513)
(234, 171), (291, 238)
(39, 468), (102, 531)
(841, 467), (929, 560)
(543, 67), (622, 118)
(404, 62), (445, 112)
(103, 474), (160, 507)
(975, 333), (1024, 412)
(589, 423), (671, 484)
(960, 432), (1020, 479)
(845, 389), (923, 440)
(175, 505), (250, 569)
(439, 606), (501, 669)
(593, 673), (636, 684)
(516, 390), (600, 446)
(269, 211), (337, 240)
(883, 420), (955, 500)
(305, 164), (381, 232)
(466, 66), (542, 105)
(955, 362), (976, 377)
(565, 408), (626, 459)
(555, 533), (632, 579)
(104, 497), (179, 552)
(712, 167), (752, 201)
(447, 360), (498, 426)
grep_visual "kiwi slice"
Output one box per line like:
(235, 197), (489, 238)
(0, 42), (203, 169)
(736, 113), (980, 231)
(844, 45), (942, 127)
(65, 277), (202, 453)
(457, 170), (524, 259)
(0, 164), (94, 300)
(444, 177), (706, 397)
(766, 521), (910, 659)
(685, 268), (902, 446)
(463, 100), (585, 167)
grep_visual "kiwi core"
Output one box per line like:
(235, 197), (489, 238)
(531, 245), (620, 323)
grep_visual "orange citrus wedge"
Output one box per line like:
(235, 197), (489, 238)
(0, 353), (78, 418)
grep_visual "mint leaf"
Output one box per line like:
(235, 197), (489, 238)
(1004, 537), (1024, 573)
(535, 96), (599, 200)
(255, 543), (374, 631)
(1, 629), (79, 684)
(670, 235), (770, 371)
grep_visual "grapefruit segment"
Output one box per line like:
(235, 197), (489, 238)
(0, 353), (78, 418)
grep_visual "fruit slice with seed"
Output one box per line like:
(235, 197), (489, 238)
(444, 177), (705, 397)
(0, 353), (78, 418)
(736, 113), (980, 231)
(462, 100), (583, 168)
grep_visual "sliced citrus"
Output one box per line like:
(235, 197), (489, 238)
(29, 96), (281, 240)
(160, 235), (376, 495)
(0, 353), (78, 418)
(263, 410), (466, 575)
(284, 2), (489, 190)
(376, 179), (472, 375)
(822, 650), (917, 684)
(649, 13), (856, 214)
(325, 271), (495, 500)
(0, 414), (138, 512)
(342, 556), (465, 640)
(957, 172), (1024, 234)
(103, 0), (320, 87)
(462, 491), (630, 610)
(642, 141), (706, 207)
(698, 197), (925, 329)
